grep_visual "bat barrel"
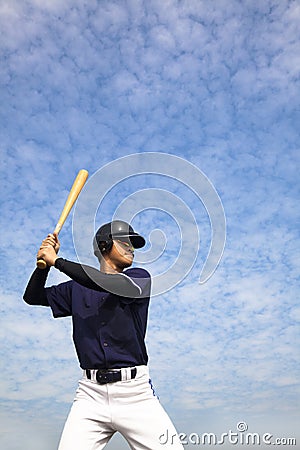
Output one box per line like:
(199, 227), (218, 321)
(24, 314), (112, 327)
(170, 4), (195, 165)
(36, 169), (88, 269)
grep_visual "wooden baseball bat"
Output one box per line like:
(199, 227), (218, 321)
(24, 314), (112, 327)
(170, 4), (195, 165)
(36, 169), (89, 269)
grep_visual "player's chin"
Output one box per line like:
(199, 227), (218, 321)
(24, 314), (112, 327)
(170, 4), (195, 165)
(122, 254), (134, 267)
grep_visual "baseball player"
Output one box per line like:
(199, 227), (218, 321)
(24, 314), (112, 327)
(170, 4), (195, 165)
(24, 220), (183, 450)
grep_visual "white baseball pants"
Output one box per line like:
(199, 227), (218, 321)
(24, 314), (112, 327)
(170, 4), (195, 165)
(57, 365), (183, 450)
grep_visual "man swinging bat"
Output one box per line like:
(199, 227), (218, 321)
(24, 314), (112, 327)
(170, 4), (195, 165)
(23, 219), (183, 450)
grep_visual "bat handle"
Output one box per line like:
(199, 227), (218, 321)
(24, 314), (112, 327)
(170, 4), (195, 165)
(36, 259), (48, 270)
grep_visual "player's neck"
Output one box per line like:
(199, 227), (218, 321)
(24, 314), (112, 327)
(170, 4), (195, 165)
(100, 257), (123, 274)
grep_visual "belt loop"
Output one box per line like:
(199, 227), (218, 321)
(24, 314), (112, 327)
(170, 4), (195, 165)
(121, 368), (127, 381)
(121, 367), (133, 381)
(86, 369), (91, 380)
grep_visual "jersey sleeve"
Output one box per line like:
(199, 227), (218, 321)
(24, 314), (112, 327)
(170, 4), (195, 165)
(45, 281), (73, 318)
(54, 258), (142, 298)
(121, 268), (151, 303)
(23, 267), (51, 306)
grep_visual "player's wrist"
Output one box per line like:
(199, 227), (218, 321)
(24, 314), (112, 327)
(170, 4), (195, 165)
(49, 256), (59, 267)
(54, 257), (64, 269)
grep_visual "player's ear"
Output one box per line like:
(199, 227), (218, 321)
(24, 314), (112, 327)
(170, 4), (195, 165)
(94, 240), (112, 260)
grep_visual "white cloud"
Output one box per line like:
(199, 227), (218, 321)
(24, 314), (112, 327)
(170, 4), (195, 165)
(0, 0), (299, 448)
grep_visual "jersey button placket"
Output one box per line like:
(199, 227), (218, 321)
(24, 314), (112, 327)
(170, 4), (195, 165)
(98, 296), (109, 363)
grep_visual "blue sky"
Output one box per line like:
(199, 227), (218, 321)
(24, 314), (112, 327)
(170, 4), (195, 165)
(1, 0), (299, 449)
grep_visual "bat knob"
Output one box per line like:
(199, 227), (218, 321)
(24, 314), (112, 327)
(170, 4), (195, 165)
(36, 259), (48, 270)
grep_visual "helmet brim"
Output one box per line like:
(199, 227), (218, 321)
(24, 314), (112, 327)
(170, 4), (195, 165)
(112, 232), (146, 249)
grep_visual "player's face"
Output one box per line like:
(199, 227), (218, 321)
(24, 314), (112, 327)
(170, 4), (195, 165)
(108, 239), (134, 269)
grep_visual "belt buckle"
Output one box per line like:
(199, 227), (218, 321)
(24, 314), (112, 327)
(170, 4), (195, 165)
(96, 370), (110, 384)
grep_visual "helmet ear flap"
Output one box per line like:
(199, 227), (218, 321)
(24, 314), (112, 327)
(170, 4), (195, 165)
(100, 239), (113, 253)
(94, 238), (113, 258)
(106, 238), (113, 252)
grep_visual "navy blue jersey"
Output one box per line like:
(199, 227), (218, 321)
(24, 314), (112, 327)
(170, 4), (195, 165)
(45, 267), (151, 369)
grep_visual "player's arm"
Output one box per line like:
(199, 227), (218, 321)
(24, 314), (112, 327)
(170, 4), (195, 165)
(53, 258), (142, 297)
(30, 233), (142, 297)
(23, 234), (60, 306)
(23, 267), (50, 306)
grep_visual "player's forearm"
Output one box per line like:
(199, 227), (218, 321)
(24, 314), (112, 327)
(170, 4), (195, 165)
(54, 258), (141, 297)
(23, 268), (50, 306)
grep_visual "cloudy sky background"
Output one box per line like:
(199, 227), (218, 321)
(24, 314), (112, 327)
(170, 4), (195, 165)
(1, 0), (299, 449)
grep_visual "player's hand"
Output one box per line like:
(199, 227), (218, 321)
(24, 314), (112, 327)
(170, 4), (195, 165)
(51, 232), (60, 253)
(37, 233), (60, 267)
(40, 233), (60, 252)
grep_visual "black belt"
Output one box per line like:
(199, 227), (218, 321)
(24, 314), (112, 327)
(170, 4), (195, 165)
(86, 368), (137, 384)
